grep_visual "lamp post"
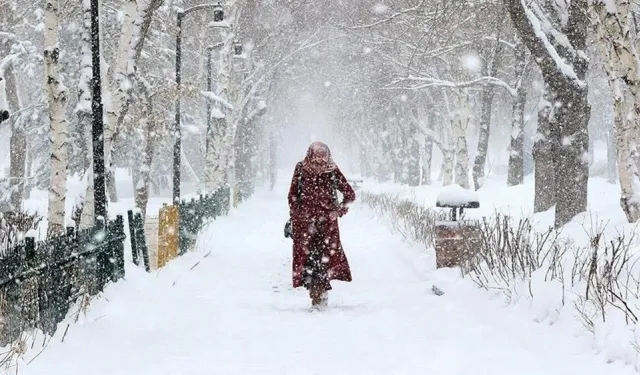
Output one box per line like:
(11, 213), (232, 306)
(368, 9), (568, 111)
(90, 0), (107, 223)
(0, 110), (8, 126)
(174, 3), (227, 205)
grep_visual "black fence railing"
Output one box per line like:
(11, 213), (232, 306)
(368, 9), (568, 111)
(0, 216), (125, 345)
(179, 187), (230, 255)
(0, 185), (239, 346)
(128, 210), (151, 272)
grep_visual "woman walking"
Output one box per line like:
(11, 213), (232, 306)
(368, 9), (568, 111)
(288, 141), (356, 309)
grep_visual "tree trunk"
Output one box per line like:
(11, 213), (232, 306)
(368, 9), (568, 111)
(454, 116), (470, 189)
(614, 99), (640, 222)
(78, 0), (94, 229)
(135, 123), (154, 221)
(473, 85), (495, 190)
(103, 0), (137, 203)
(423, 119), (433, 185)
(551, 84), (590, 226)
(5, 67), (25, 211)
(606, 129), (617, 184)
(442, 148), (454, 186)
(505, 0), (590, 227)
(590, 0), (640, 221)
(472, 37), (503, 191)
(269, 131), (276, 191)
(44, 0), (68, 236)
(533, 96), (555, 213)
(205, 117), (228, 191)
(506, 90), (527, 186)
(507, 39), (528, 186)
(407, 122), (421, 186)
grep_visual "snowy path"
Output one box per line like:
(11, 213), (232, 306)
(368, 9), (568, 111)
(20, 187), (635, 375)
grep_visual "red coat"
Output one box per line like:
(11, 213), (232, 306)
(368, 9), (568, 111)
(288, 162), (356, 288)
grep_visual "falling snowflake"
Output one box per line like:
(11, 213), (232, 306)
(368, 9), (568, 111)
(373, 4), (389, 14)
(462, 54), (481, 73)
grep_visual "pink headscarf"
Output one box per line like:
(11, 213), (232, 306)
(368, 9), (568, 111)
(302, 141), (337, 175)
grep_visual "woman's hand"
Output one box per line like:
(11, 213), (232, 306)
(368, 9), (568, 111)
(330, 207), (348, 220)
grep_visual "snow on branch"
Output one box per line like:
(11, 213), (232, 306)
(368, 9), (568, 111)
(515, 0), (585, 87)
(390, 75), (517, 96)
(201, 91), (234, 111)
(530, 2), (576, 58)
(349, 0), (426, 29)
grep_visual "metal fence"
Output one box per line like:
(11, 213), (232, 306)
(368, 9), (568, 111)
(179, 187), (230, 255)
(0, 185), (236, 345)
(0, 216), (126, 345)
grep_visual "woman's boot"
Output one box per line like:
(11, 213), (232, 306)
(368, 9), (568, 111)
(309, 287), (322, 307)
(319, 292), (328, 308)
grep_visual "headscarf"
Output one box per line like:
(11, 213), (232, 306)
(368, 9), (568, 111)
(302, 141), (337, 175)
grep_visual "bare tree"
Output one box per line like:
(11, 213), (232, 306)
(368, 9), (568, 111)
(507, 37), (529, 186)
(504, 0), (591, 226)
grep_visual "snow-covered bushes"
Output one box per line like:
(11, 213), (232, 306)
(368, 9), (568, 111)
(360, 192), (445, 248)
(361, 191), (640, 369)
(0, 210), (43, 252)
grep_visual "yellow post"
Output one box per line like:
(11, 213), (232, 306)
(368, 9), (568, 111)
(157, 204), (180, 268)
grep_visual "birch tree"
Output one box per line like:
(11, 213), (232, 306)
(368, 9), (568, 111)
(453, 92), (471, 189)
(78, 0), (94, 229)
(44, 0), (68, 236)
(589, 0), (640, 222)
(103, 0), (163, 203)
(0, 7), (29, 212)
(472, 31), (505, 190)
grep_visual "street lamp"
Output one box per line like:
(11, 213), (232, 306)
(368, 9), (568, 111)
(90, 0), (107, 223)
(213, 2), (224, 22)
(174, 3), (227, 205)
(233, 41), (242, 55)
(0, 110), (8, 126)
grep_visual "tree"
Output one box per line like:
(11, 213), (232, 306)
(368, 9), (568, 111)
(506, 37), (529, 186)
(44, 0), (68, 236)
(504, 0), (591, 227)
(589, 0), (640, 222)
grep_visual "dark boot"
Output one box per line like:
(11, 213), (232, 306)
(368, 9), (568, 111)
(309, 287), (323, 307)
(319, 291), (328, 308)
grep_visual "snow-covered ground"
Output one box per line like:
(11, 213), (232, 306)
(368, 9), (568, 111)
(16, 179), (636, 375)
(358, 171), (640, 372)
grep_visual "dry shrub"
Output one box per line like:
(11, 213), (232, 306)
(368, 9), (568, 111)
(360, 191), (444, 247)
(0, 210), (43, 252)
(578, 227), (639, 330)
(362, 191), (640, 341)
(467, 213), (569, 291)
(462, 212), (639, 331)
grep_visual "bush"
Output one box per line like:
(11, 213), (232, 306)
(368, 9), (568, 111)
(360, 191), (445, 247)
(361, 190), (640, 362)
(0, 210), (43, 252)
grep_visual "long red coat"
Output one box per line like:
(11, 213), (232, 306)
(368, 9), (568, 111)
(288, 162), (356, 289)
